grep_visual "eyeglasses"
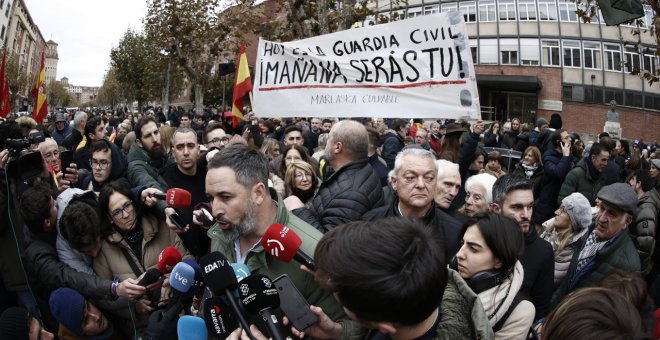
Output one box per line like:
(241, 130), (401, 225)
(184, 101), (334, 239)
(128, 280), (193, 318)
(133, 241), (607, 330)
(208, 137), (230, 146)
(295, 171), (312, 180)
(90, 159), (111, 170)
(43, 150), (60, 160)
(110, 201), (134, 220)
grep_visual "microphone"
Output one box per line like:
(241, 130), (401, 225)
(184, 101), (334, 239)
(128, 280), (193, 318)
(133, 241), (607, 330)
(167, 262), (195, 311)
(151, 188), (192, 208)
(231, 263), (251, 282)
(157, 246), (182, 274)
(137, 268), (162, 287)
(238, 274), (286, 340)
(202, 296), (238, 339)
(261, 224), (316, 271)
(177, 315), (208, 340)
(200, 252), (255, 340)
(183, 259), (204, 295)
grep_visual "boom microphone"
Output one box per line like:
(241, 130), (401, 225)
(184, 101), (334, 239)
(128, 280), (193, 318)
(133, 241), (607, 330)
(202, 296), (238, 339)
(200, 252), (255, 340)
(157, 246), (182, 274)
(178, 315), (208, 340)
(238, 274), (286, 340)
(151, 188), (192, 208)
(261, 224), (316, 271)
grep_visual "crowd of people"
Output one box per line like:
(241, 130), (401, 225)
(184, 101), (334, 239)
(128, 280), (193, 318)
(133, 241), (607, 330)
(0, 107), (658, 339)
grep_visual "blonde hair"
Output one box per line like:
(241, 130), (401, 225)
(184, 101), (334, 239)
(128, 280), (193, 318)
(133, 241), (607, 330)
(284, 160), (317, 196)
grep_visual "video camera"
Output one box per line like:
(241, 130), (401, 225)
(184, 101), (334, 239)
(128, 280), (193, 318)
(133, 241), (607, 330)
(6, 131), (46, 155)
(5, 131), (47, 181)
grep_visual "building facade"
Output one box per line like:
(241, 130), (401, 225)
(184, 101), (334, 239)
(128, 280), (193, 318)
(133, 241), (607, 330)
(370, 0), (659, 141)
(45, 39), (58, 84)
(0, 0), (11, 47)
(5, 0), (45, 78)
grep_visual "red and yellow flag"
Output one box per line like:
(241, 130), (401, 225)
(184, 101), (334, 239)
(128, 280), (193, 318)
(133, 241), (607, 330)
(0, 78), (10, 118)
(31, 51), (48, 123)
(231, 43), (253, 128)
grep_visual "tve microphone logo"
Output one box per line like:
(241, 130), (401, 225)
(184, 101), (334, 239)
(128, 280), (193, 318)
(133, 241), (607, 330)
(174, 271), (189, 286)
(265, 239), (284, 257)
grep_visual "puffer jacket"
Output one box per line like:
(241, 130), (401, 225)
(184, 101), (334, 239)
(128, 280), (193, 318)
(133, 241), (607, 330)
(557, 158), (605, 206)
(293, 158), (384, 233)
(540, 221), (589, 287)
(633, 188), (660, 275)
(340, 269), (495, 340)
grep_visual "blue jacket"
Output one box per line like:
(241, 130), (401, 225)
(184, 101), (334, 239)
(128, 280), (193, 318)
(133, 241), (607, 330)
(51, 125), (73, 146)
(532, 149), (573, 225)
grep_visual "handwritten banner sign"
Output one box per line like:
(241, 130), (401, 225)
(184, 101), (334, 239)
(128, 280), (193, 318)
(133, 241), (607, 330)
(252, 12), (480, 119)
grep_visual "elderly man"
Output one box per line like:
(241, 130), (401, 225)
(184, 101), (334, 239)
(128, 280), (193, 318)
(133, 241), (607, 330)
(363, 148), (462, 258)
(38, 138), (62, 174)
(435, 159), (464, 222)
(552, 183), (641, 307)
(62, 111), (87, 151)
(286, 120), (384, 233)
(415, 128), (431, 152)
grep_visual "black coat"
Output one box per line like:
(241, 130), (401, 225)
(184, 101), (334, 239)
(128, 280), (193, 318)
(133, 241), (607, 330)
(363, 198), (462, 259)
(532, 149), (573, 225)
(519, 227), (555, 320)
(293, 158), (384, 233)
(381, 131), (405, 170)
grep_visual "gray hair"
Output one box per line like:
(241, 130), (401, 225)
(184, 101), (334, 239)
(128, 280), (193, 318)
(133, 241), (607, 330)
(332, 120), (368, 160)
(465, 173), (497, 204)
(74, 111), (87, 126)
(317, 133), (329, 149)
(208, 143), (269, 189)
(393, 148), (436, 175)
(492, 174), (534, 205)
(436, 159), (459, 179)
(431, 121), (441, 130)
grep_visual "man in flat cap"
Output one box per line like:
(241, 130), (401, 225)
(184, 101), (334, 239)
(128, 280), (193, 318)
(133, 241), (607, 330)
(551, 183), (641, 307)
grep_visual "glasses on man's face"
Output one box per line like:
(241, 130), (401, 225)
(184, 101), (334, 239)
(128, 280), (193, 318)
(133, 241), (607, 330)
(110, 201), (134, 220)
(43, 150), (60, 160)
(209, 137), (230, 146)
(90, 159), (111, 170)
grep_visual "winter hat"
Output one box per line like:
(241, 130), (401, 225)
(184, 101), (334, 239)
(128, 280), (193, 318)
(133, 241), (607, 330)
(597, 183), (638, 215)
(0, 307), (29, 340)
(650, 158), (660, 170)
(49, 287), (85, 335)
(561, 193), (593, 231)
(536, 118), (549, 128)
(549, 114), (563, 129)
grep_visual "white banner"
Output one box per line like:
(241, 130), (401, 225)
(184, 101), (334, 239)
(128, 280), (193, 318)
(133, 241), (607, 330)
(252, 12), (480, 119)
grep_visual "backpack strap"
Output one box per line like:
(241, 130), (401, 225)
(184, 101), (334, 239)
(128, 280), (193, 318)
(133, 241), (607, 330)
(492, 291), (526, 332)
(120, 247), (143, 278)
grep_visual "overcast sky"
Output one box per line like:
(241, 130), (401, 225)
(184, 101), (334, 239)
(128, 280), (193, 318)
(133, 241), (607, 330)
(24, 0), (148, 87)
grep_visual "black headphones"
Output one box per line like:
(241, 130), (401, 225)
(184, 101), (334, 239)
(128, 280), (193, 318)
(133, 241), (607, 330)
(450, 256), (509, 294)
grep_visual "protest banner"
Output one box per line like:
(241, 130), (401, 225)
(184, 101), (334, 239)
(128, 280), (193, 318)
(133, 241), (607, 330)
(252, 12), (480, 119)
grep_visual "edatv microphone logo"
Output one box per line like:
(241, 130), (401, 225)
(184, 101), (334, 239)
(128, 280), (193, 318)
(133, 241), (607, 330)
(203, 259), (228, 273)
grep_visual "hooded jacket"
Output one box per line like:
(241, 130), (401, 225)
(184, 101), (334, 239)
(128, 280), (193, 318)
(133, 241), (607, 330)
(79, 139), (128, 192)
(55, 188), (98, 275)
(558, 158), (605, 206)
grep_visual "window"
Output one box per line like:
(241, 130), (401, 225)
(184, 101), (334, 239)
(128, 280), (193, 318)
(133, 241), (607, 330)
(583, 41), (602, 69)
(498, 0), (517, 20)
(604, 43), (622, 71)
(424, 5), (439, 15)
(479, 0), (496, 22)
(641, 48), (658, 73)
(500, 39), (519, 65)
(625, 92), (643, 107)
(643, 5), (654, 28)
(0, 26), (4, 40)
(624, 46), (640, 72)
(538, 0), (558, 20)
(480, 39), (498, 64)
(470, 40), (479, 64)
(441, 2), (458, 13)
(562, 85), (573, 101)
(604, 88), (624, 104)
(407, 7), (423, 18)
(460, 1), (477, 22)
(5, 4), (8, 17)
(542, 39), (561, 66)
(558, 0), (578, 22)
(518, 0), (537, 20)
(563, 40), (581, 67)
(521, 38), (540, 65)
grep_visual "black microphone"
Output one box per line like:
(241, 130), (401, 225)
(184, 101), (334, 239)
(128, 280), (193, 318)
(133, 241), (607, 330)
(199, 252), (255, 340)
(238, 274), (286, 340)
(138, 268), (162, 287)
(202, 296), (238, 339)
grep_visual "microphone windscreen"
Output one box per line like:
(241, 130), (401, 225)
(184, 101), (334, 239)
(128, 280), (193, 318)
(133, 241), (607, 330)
(137, 268), (162, 287)
(170, 262), (195, 293)
(157, 246), (182, 274)
(167, 188), (192, 208)
(199, 251), (238, 295)
(238, 274), (280, 315)
(202, 296), (238, 338)
(231, 263), (251, 282)
(177, 315), (208, 340)
(183, 259), (204, 294)
(260, 224), (302, 262)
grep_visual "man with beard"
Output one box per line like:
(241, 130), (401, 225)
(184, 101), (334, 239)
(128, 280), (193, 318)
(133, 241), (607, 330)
(204, 143), (346, 335)
(127, 116), (177, 227)
(161, 127), (210, 257)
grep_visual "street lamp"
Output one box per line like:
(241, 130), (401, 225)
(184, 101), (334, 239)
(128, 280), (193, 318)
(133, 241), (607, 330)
(160, 50), (171, 117)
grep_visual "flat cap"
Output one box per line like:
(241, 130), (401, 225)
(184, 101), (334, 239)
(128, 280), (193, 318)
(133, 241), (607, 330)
(597, 183), (638, 214)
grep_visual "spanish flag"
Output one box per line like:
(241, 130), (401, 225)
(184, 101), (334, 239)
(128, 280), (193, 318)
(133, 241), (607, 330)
(0, 78), (10, 118)
(31, 52), (48, 124)
(231, 43), (253, 128)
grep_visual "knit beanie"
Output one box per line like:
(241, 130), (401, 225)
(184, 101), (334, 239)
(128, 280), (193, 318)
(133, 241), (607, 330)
(536, 118), (549, 128)
(561, 193), (593, 231)
(0, 307), (29, 340)
(49, 287), (85, 335)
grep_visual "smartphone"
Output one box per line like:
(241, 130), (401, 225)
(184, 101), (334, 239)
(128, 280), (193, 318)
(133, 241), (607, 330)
(273, 274), (319, 331)
(169, 213), (186, 230)
(198, 208), (214, 228)
(60, 150), (73, 168)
